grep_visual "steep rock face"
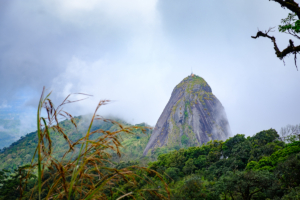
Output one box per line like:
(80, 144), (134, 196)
(143, 75), (231, 156)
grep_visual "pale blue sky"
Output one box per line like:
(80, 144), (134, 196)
(0, 0), (299, 142)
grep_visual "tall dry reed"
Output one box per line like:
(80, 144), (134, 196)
(20, 87), (169, 200)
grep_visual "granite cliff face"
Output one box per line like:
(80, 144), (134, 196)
(143, 74), (231, 156)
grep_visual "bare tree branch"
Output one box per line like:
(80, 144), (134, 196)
(251, 0), (300, 70)
(252, 27), (299, 70)
(287, 29), (300, 39)
(271, 0), (300, 19)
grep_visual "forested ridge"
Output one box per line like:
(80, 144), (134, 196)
(0, 91), (299, 199)
(0, 116), (153, 170)
(147, 129), (300, 199)
(0, 118), (300, 199)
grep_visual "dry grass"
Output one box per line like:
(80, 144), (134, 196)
(20, 87), (169, 200)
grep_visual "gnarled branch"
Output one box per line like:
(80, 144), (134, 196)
(271, 0), (300, 19)
(251, 0), (300, 70)
(252, 27), (300, 70)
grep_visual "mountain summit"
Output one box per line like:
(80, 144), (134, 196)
(143, 74), (231, 155)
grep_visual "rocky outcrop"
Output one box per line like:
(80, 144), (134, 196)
(143, 74), (231, 156)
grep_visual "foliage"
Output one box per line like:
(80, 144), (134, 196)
(280, 186), (300, 200)
(5, 88), (170, 200)
(279, 13), (300, 34)
(251, 0), (300, 70)
(171, 175), (218, 200)
(0, 117), (152, 171)
(0, 166), (36, 200)
(274, 153), (300, 189)
(146, 128), (300, 199)
(181, 134), (189, 147)
(1, 92), (300, 199)
(246, 141), (300, 171)
(216, 170), (276, 200)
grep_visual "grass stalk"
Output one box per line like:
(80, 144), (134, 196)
(23, 88), (169, 199)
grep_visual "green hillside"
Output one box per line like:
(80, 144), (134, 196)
(1, 112), (300, 199)
(143, 129), (300, 199)
(1, 121), (300, 199)
(0, 116), (152, 170)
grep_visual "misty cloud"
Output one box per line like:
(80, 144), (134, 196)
(0, 126), (7, 132)
(0, 0), (299, 144)
(0, 101), (11, 109)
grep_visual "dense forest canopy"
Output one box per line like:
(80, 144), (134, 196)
(0, 115), (300, 199)
(0, 88), (299, 199)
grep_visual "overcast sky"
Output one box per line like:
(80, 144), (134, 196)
(0, 0), (299, 140)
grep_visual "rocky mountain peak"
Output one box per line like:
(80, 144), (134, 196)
(143, 74), (231, 156)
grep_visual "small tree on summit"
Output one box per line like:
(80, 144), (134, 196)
(251, 0), (300, 70)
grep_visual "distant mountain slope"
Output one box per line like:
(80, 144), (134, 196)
(0, 116), (152, 170)
(143, 74), (231, 156)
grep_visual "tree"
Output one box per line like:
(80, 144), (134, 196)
(172, 175), (218, 200)
(0, 166), (36, 200)
(222, 134), (246, 158)
(183, 158), (197, 175)
(165, 167), (180, 181)
(280, 123), (300, 142)
(216, 170), (276, 200)
(275, 153), (300, 189)
(281, 186), (300, 200)
(251, 0), (300, 70)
